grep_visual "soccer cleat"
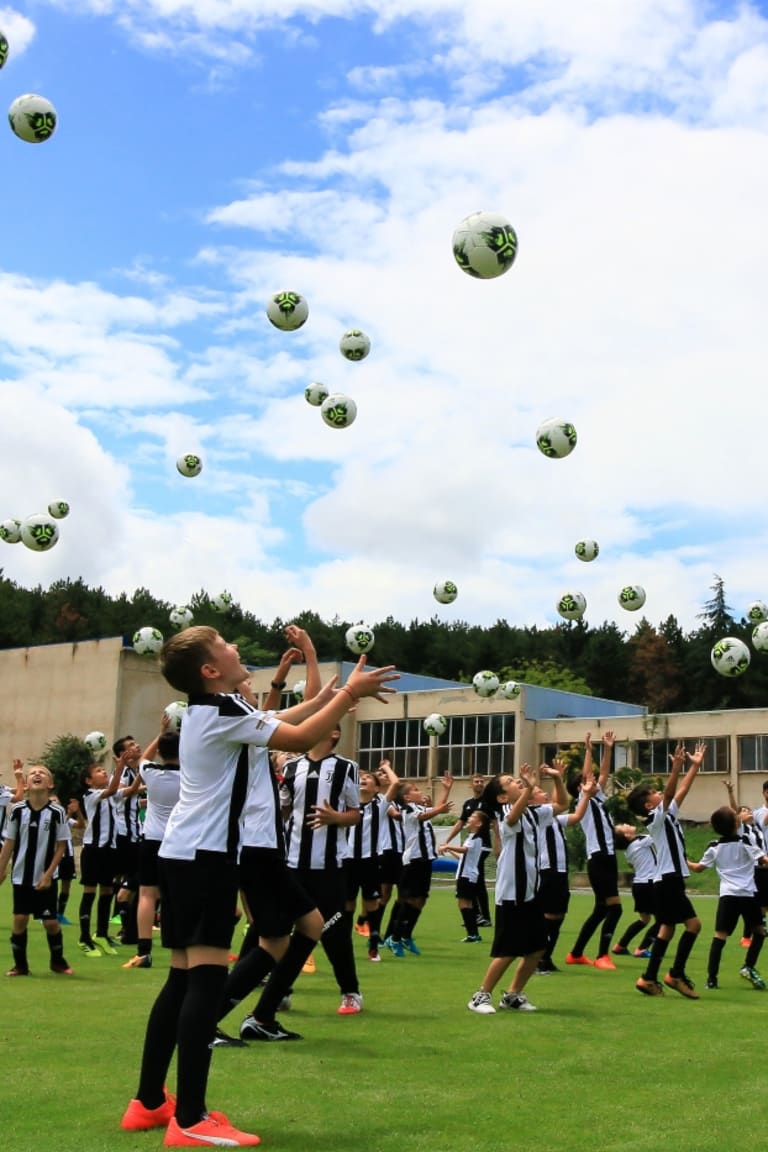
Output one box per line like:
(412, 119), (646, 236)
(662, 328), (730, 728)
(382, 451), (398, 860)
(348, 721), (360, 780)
(498, 992), (537, 1012)
(94, 935), (119, 956)
(239, 1016), (302, 1041)
(740, 937), (752, 948)
(706, 977), (719, 989)
(164, 1113), (261, 1147)
(636, 977), (664, 996)
(740, 966), (767, 990)
(354, 922), (370, 937)
(611, 944), (630, 955)
(301, 954), (316, 974)
(402, 938), (421, 955)
(368, 949), (381, 962)
(122, 954), (153, 969)
(476, 918), (493, 928)
(121, 1092), (176, 1132)
(78, 940), (102, 958)
(210, 1027), (248, 1049)
(338, 993), (363, 1015)
(57, 913), (72, 925)
(50, 960), (74, 975)
(461, 935), (483, 943)
(565, 953), (593, 966)
(594, 955), (617, 971)
(5, 966), (30, 976)
(663, 973), (699, 999)
(633, 948), (652, 958)
(389, 939), (406, 958)
(536, 958), (560, 974)
(467, 990), (495, 1014)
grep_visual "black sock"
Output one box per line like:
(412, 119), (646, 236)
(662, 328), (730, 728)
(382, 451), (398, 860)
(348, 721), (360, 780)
(543, 919), (562, 963)
(597, 905), (622, 958)
(176, 965), (228, 1129)
(10, 931), (28, 972)
(617, 919), (647, 948)
(644, 935), (669, 982)
(476, 880), (491, 922)
(137, 967), (188, 1110)
(137, 937), (153, 958)
(670, 930), (698, 978)
(367, 906), (383, 950)
(321, 917), (359, 996)
(57, 890), (69, 916)
(79, 892), (96, 943)
(96, 892), (113, 937)
(121, 898), (139, 945)
(461, 907), (478, 936)
(571, 905), (607, 957)
(745, 932), (765, 970)
(384, 900), (402, 941)
(219, 946), (276, 1022)
(46, 930), (66, 966)
(255, 933), (316, 1021)
(708, 936), (726, 981)
(639, 922), (658, 951)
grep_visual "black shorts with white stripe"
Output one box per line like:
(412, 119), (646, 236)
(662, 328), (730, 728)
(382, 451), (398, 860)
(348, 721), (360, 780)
(12, 881), (59, 920)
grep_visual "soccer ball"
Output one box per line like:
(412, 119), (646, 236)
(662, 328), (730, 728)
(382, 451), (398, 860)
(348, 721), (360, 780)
(292, 679), (306, 702)
(575, 540), (599, 562)
(176, 454), (202, 477)
(472, 670), (499, 697)
(305, 382), (329, 407)
(746, 600), (768, 624)
(266, 291), (308, 331)
(84, 731), (107, 755)
(169, 606), (194, 630)
(423, 713), (448, 737)
(47, 500), (70, 519)
(711, 637), (751, 677)
(618, 585), (646, 611)
(753, 623), (768, 652)
(452, 211), (518, 279)
(164, 701), (187, 733)
(210, 591), (233, 613)
(557, 592), (586, 621)
(0, 518), (21, 543)
(339, 329), (371, 361)
(345, 624), (375, 655)
(321, 394), (357, 429)
(433, 580), (458, 605)
(536, 418), (577, 459)
(0, 32), (8, 70)
(9, 94), (57, 143)
(500, 680), (522, 700)
(133, 626), (164, 656)
(20, 514), (59, 551)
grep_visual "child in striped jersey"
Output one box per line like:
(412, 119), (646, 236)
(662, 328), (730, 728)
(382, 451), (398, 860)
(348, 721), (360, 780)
(345, 771), (387, 961)
(611, 825), (659, 958)
(438, 808), (490, 942)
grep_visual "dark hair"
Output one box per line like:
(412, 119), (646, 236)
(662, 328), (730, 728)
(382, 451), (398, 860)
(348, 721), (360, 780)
(480, 776), (507, 816)
(160, 626), (219, 696)
(566, 773), (583, 801)
(470, 809), (490, 830)
(157, 732), (180, 761)
(112, 735), (134, 758)
(711, 806), (738, 837)
(627, 784), (654, 817)
(79, 764), (99, 789)
(613, 828), (632, 850)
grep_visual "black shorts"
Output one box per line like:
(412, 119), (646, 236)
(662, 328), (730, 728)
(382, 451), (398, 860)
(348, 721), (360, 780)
(378, 849), (403, 886)
(344, 857), (381, 903)
(755, 869), (768, 906)
(289, 867), (346, 925)
(80, 845), (118, 888)
(586, 851), (619, 901)
(138, 839), (162, 888)
(115, 834), (140, 880)
(398, 859), (433, 901)
(57, 849), (76, 882)
(632, 880), (655, 916)
(715, 894), (765, 936)
(159, 852), (239, 951)
(456, 877), (480, 902)
(12, 882), (58, 920)
(491, 898), (547, 959)
(653, 874), (697, 926)
(239, 848), (316, 938)
(538, 869), (571, 917)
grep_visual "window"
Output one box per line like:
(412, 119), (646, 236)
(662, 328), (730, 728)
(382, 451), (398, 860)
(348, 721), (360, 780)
(738, 735), (768, 774)
(634, 737), (729, 776)
(357, 712), (515, 777)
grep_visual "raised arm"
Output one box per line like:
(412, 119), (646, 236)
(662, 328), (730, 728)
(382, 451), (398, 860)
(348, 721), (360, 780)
(675, 741), (707, 808)
(11, 760), (25, 803)
(597, 730), (614, 792)
(662, 742), (686, 810)
(540, 758), (569, 814)
(565, 775), (598, 826)
(505, 764), (535, 827)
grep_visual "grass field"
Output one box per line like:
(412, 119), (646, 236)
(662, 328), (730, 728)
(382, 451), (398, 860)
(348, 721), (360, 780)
(1, 860), (761, 1152)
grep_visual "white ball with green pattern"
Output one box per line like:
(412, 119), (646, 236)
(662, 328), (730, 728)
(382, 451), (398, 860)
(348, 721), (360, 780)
(536, 418), (577, 459)
(292, 679), (306, 702)
(305, 382), (329, 407)
(711, 637), (751, 677)
(0, 518), (21, 543)
(753, 623), (768, 652)
(575, 540), (599, 562)
(321, 393), (357, 429)
(500, 680), (522, 700)
(266, 291), (308, 331)
(169, 606), (194, 630)
(452, 211), (518, 279)
(345, 623), (375, 655)
(210, 591), (233, 613)
(133, 626), (164, 656)
(423, 713), (447, 736)
(47, 500), (70, 519)
(20, 513), (59, 551)
(557, 591), (586, 621)
(176, 454), (202, 477)
(164, 701), (188, 732)
(339, 329), (371, 361)
(0, 31), (8, 70)
(84, 731), (108, 756)
(9, 93), (57, 143)
(472, 670), (499, 697)
(433, 579), (458, 604)
(746, 600), (768, 624)
(618, 585), (646, 611)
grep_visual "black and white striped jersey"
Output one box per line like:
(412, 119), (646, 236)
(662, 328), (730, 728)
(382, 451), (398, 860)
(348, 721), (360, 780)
(281, 753), (359, 870)
(624, 834), (657, 883)
(582, 786), (615, 858)
(0, 785), (13, 841)
(456, 832), (489, 884)
(740, 820), (765, 853)
(3, 800), (70, 886)
(376, 794), (404, 854)
(113, 766), (143, 842)
(644, 798), (689, 879)
(160, 692), (280, 862)
(82, 786), (118, 848)
(239, 748), (286, 854)
(539, 811), (569, 873)
(348, 798), (380, 861)
(401, 803), (438, 864)
(495, 803), (554, 904)
(750, 806), (768, 852)
(140, 761), (181, 842)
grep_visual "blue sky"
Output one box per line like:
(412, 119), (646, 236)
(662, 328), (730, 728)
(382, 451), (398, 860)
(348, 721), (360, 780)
(1, 0), (768, 639)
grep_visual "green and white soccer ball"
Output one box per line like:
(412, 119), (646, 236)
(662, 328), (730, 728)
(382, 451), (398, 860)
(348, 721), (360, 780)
(47, 500), (70, 520)
(500, 680), (522, 700)
(339, 329), (371, 361)
(84, 730), (107, 755)
(176, 454), (202, 478)
(746, 600), (768, 624)
(557, 591), (586, 621)
(452, 211), (518, 280)
(266, 291), (309, 331)
(169, 606), (194, 630)
(536, 418), (577, 459)
(20, 513), (59, 551)
(164, 700), (188, 733)
(753, 623), (768, 652)
(711, 637), (751, 677)
(618, 585), (646, 611)
(292, 679), (306, 702)
(433, 579), (458, 605)
(321, 393), (357, 429)
(305, 382), (329, 407)
(575, 540), (599, 562)
(423, 713), (448, 737)
(0, 518), (21, 543)
(210, 591), (233, 613)
(132, 626), (164, 656)
(345, 623), (375, 655)
(472, 670), (499, 697)
(0, 32), (8, 70)
(9, 93), (57, 143)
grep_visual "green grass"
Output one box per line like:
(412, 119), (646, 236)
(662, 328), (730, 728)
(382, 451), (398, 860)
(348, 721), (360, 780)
(0, 873), (759, 1152)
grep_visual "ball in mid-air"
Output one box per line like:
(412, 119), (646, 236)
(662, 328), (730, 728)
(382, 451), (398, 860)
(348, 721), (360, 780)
(176, 454), (202, 477)
(500, 680), (522, 699)
(536, 418), (577, 459)
(20, 513), (59, 551)
(339, 329), (371, 361)
(164, 700), (188, 732)
(711, 637), (751, 677)
(48, 500), (70, 519)
(618, 585), (646, 611)
(472, 670), (499, 697)
(210, 590), (233, 613)
(345, 623), (375, 655)
(169, 606), (194, 630)
(0, 518), (21, 543)
(557, 591), (586, 621)
(0, 32), (8, 70)
(321, 393), (357, 429)
(305, 382), (329, 407)
(452, 211), (518, 279)
(433, 580), (458, 604)
(753, 622), (768, 652)
(423, 713), (448, 736)
(266, 291), (308, 331)
(84, 730), (107, 756)
(292, 679), (306, 702)
(575, 540), (599, 562)
(132, 626), (164, 656)
(746, 600), (768, 624)
(9, 93), (57, 143)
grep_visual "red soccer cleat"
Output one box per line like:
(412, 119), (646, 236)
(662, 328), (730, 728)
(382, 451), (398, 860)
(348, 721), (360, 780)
(164, 1113), (261, 1147)
(565, 953), (594, 966)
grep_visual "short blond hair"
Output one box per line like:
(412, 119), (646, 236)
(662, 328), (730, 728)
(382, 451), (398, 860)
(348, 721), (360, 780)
(160, 626), (219, 696)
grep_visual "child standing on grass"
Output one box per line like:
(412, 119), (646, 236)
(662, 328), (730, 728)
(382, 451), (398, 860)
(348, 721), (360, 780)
(688, 805), (768, 990)
(611, 824), (659, 958)
(439, 808), (490, 942)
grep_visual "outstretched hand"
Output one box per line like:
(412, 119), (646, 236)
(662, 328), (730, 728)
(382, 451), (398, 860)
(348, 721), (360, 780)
(345, 655), (400, 702)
